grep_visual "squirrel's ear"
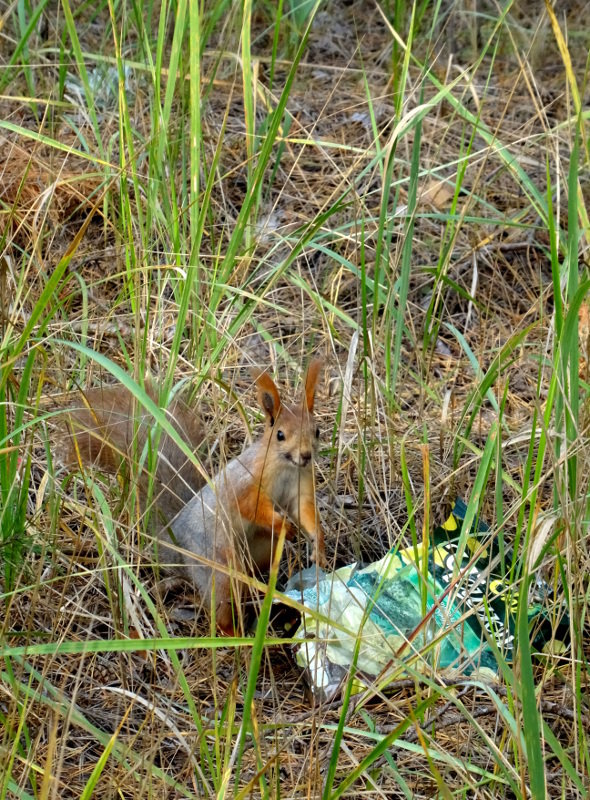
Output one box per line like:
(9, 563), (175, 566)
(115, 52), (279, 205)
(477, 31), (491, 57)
(253, 371), (281, 424)
(303, 358), (322, 412)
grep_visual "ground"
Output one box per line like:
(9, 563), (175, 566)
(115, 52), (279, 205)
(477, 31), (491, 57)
(0, 1), (589, 797)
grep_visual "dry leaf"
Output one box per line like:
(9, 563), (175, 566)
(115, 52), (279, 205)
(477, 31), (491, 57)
(420, 178), (454, 211)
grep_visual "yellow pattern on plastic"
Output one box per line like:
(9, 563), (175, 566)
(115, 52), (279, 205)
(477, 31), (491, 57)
(442, 512), (458, 532)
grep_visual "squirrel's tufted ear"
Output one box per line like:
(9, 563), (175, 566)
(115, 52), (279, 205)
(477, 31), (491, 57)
(303, 358), (322, 412)
(252, 370), (281, 424)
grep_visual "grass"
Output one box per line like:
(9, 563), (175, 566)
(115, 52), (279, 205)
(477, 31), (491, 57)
(1, 0), (589, 797)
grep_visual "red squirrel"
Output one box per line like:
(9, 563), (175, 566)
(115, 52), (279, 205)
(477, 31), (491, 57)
(61, 361), (325, 634)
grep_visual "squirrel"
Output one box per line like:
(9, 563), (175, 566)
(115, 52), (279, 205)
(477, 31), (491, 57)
(60, 381), (207, 525)
(61, 361), (325, 634)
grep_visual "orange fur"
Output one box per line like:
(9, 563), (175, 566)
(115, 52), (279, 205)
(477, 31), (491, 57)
(60, 360), (326, 633)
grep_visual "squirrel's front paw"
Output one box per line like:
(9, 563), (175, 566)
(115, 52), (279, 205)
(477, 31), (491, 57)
(311, 545), (327, 569)
(283, 519), (297, 540)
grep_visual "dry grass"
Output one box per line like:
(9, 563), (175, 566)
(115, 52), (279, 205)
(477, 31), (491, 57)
(1, 0), (589, 797)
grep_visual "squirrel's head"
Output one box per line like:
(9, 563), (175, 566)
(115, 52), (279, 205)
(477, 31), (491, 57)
(253, 359), (322, 469)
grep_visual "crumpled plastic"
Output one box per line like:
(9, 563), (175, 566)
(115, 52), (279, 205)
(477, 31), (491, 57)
(282, 500), (569, 700)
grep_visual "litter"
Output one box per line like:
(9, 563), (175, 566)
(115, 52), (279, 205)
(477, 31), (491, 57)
(282, 500), (570, 700)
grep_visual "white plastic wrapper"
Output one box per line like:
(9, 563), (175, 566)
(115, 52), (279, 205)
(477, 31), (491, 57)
(282, 500), (568, 701)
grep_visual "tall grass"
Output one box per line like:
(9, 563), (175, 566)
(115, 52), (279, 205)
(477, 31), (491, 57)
(0, 0), (588, 797)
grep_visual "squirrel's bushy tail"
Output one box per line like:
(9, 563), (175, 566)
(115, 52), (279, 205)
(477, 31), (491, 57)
(61, 384), (205, 526)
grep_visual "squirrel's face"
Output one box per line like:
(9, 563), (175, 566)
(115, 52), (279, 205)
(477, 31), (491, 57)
(265, 402), (319, 469)
(254, 359), (322, 471)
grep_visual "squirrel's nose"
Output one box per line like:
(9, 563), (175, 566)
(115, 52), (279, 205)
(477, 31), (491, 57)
(299, 452), (312, 467)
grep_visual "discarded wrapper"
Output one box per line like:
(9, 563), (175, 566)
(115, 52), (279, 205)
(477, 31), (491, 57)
(282, 499), (570, 701)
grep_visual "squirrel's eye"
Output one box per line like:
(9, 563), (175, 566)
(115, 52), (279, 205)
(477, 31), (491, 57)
(315, 427), (320, 439)
(277, 430), (285, 442)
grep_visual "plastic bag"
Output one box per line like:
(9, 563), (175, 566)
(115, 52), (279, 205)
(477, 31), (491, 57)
(283, 500), (569, 700)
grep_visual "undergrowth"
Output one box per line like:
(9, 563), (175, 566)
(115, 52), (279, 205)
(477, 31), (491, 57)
(0, 0), (589, 797)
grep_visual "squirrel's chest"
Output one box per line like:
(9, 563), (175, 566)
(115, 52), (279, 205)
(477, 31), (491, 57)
(265, 467), (298, 510)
